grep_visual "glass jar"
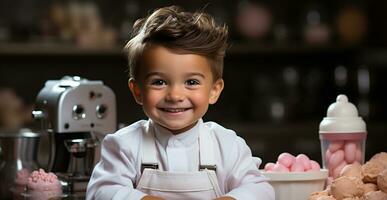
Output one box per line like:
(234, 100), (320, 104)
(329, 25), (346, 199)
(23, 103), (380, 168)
(319, 95), (366, 179)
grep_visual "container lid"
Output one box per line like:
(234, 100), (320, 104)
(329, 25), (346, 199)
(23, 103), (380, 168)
(319, 94), (366, 133)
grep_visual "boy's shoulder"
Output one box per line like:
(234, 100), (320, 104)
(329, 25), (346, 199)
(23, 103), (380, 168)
(203, 121), (239, 141)
(108, 120), (148, 139)
(203, 121), (250, 154)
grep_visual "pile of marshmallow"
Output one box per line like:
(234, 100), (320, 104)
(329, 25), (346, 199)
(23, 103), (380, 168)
(325, 140), (363, 179)
(309, 152), (387, 200)
(264, 153), (321, 172)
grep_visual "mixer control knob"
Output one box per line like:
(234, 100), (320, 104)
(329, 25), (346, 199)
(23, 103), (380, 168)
(96, 104), (108, 119)
(32, 110), (45, 119)
(72, 105), (86, 120)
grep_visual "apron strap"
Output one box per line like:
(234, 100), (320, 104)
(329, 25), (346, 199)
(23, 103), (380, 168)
(141, 122), (159, 172)
(199, 123), (217, 172)
(141, 120), (216, 172)
(205, 169), (222, 197)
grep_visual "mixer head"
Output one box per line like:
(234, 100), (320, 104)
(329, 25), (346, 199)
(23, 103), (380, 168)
(32, 76), (116, 135)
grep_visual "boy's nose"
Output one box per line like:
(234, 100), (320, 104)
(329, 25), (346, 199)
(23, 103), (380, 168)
(165, 86), (184, 102)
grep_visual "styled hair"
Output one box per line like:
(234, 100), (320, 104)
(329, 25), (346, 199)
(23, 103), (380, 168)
(124, 6), (228, 81)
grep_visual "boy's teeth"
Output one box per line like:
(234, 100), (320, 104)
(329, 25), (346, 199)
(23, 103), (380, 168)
(164, 108), (185, 112)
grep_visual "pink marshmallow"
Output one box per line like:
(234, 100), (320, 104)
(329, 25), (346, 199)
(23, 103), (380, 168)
(308, 160), (321, 171)
(277, 152), (296, 168)
(326, 177), (334, 186)
(273, 163), (290, 172)
(332, 160), (348, 178)
(328, 149), (344, 170)
(325, 149), (332, 165)
(290, 161), (305, 172)
(264, 162), (275, 171)
(355, 148), (362, 163)
(296, 154), (311, 170)
(328, 141), (344, 152)
(268, 152), (321, 173)
(344, 141), (357, 163)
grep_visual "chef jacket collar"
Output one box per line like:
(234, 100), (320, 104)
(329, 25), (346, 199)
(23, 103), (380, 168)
(150, 119), (202, 149)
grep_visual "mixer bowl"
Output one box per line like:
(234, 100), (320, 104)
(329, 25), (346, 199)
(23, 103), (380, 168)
(0, 129), (40, 199)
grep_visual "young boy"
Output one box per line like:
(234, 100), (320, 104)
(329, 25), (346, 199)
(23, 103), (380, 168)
(86, 6), (274, 200)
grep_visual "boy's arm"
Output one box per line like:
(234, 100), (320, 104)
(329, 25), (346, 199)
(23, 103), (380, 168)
(86, 134), (147, 200)
(223, 137), (275, 200)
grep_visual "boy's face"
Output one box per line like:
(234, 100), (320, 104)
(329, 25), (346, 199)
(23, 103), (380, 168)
(129, 45), (224, 134)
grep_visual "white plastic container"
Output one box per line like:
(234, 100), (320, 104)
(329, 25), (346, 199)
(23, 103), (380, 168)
(262, 169), (328, 200)
(319, 94), (367, 179)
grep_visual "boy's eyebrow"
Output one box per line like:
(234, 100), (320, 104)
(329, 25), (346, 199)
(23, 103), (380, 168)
(145, 72), (164, 79)
(185, 72), (205, 79)
(145, 72), (206, 79)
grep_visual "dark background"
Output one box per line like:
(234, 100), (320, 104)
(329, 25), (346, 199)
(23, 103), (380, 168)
(0, 0), (386, 165)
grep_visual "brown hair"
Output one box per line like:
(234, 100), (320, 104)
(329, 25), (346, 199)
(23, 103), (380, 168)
(124, 6), (228, 81)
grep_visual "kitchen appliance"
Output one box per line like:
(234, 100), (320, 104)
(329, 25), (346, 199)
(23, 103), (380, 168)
(32, 76), (116, 195)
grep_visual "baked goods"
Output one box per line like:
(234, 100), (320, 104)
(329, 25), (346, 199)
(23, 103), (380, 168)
(363, 190), (387, 200)
(342, 197), (364, 200)
(377, 169), (387, 193)
(316, 196), (336, 200)
(370, 152), (387, 168)
(340, 162), (363, 179)
(309, 152), (387, 200)
(362, 161), (385, 183)
(309, 189), (332, 200)
(330, 176), (364, 200)
(363, 183), (378, 194)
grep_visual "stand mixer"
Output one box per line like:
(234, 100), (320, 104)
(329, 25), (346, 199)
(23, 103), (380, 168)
(32, 76), (116, 196)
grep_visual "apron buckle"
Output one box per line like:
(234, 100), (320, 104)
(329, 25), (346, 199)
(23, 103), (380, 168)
(141, 163), (159, 172)
(199, 165), (216, 172)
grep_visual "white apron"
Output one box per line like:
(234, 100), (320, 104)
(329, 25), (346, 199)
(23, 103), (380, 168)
(136, 124), (223, 200)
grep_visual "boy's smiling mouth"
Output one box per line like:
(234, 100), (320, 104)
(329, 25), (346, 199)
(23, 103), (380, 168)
(159, 107), (191, 113)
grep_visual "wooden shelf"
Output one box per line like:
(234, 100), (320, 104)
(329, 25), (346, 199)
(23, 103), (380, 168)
(1, 42), (386, 67)
(228, 42), (361, 55)
(0, 42), (124, 56)
(0, 42), (362, 56)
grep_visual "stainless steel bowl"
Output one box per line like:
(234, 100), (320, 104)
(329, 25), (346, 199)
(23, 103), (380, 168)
(0, 129), (40, 199)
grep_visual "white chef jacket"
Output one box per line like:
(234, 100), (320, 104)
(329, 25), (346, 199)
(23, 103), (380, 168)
(86, 119), (274, 200)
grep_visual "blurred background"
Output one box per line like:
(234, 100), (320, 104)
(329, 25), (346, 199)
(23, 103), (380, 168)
(0, 0), (386, 165)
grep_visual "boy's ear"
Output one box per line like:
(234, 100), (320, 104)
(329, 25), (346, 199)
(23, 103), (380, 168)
(128, 78), (143, 105)
(209, 79), (224, 105)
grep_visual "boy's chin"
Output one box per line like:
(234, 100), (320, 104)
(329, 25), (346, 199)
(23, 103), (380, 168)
(159, 121), (197, 134)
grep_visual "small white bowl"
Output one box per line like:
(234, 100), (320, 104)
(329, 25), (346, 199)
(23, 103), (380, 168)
(261, 169), (328, 200)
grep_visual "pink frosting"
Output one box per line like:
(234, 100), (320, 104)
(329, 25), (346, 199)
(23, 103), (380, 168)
(14, 169), (30, 186)
(13, 169), (31, 200)
(27, 169), (62, 198)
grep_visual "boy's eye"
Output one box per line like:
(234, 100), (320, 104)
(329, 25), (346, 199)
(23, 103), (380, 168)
(151, 79), (166, 86)
(186, 79), (200, 86)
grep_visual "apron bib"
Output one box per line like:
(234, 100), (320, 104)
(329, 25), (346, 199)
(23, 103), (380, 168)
(136, 124), (222, 200)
